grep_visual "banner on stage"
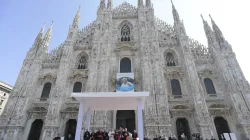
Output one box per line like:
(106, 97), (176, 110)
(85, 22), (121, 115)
(116, 73), (134, 92)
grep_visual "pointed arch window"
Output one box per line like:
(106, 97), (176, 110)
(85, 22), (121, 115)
(120, 57), (131, 73)
(204, 78), (216, 94)
(166, 53), (177, 67)
(121, 24), (131, 42)
(73, 82), (82, 93)
(40, 82), (52, 101)
(77, 55), (88, 69)
(171, 79), (182, 97)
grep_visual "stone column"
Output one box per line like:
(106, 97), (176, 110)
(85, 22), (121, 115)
(137, 99), (144, 140)
(75, 102), (84, 140)
(86, 108), (92, 130)
(113, 110), (116, 130)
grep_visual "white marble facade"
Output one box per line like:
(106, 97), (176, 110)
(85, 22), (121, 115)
(1, 0), (250, 140)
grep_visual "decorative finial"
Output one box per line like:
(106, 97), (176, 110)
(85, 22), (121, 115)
(200, 14), (204, 21)
(40, 22), (46, 33)
(209, 14), (214, 22)
(43, 22), (46, 27)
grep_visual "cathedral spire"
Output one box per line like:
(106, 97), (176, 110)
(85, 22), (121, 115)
(42, 21), (53, 48)
(107, 0), (112, 9)
(72, 6), (80, 28)
(201, 15), (215, 45)
(171, 0), (180, 24)
(209, 14), (225, 44)
(146, 0), (151, 7)
(33, 22), (46, 47)
(138, 0), (143, 8)
(99, 0), (106, 10)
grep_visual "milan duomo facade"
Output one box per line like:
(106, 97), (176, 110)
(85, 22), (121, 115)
(1, 0), (250, 140)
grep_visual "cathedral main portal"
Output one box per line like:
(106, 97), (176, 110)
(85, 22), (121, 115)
(116, 110), (135, 133)
(27, 119), (43, 140)
(64, 119), (77, 138)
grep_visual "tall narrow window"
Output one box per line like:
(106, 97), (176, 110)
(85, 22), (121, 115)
(40, 82), (52, 101)
(73, 82), (82, 93)
(204, 78), (216, 94)
(77, 55), (88, 69)
(121, 24), (131, 42)
(120, 57), (131, 73)
(171, 79), (182, 96)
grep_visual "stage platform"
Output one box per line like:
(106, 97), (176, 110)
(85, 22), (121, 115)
(71, 92), (149, 140)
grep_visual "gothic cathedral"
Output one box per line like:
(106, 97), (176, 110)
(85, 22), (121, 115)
(1, 0), (250, 140)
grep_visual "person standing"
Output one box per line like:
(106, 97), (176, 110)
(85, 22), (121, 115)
(53, 133), (61, 140)
(132, 130), (138, 140)
(84, 129), (91, 140)
(108, 130), (115, 140)
(210, 136), (216, 140)
(104, 130), (109, 140)
(123, 132), (129, 140)
(114, 131), (119, 140)
(153, 135), (158, 140)
(95, 129), (104, 140)
(65, 133), (74, 140)
(91, 131), (95, 140)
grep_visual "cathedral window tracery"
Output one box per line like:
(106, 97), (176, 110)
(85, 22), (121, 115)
(76, 54), (88, 70)
(204, 78), (216, 94)
(166, 53), (176, 66)
(121, 24), (131, 42)
(40, 82), (52, 101)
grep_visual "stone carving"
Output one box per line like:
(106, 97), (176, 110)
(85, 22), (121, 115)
(209, 104), (227, 109)
(39, 74), (57, 85)
(69, 70), (88, 83)
(189, 38), (213, 64)
(113, 2), (138, 19)
(155, 18), (175, 36)
(172, 105), (189, 109)
(42, 44), (64, 69)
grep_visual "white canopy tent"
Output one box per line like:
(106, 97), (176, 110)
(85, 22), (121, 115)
(71, 92), (149, 140)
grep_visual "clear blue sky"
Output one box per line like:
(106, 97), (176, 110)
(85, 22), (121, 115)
(1, 0), (250, 86)
(0, 0), (100, 86)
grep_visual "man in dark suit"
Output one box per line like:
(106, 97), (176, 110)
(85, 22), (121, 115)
(84, 129), (91, 140)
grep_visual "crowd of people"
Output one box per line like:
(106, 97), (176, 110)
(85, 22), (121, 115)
(53, 129), (219, 140)
(83, 128), (138, 140)
(151, 133), (218, 140)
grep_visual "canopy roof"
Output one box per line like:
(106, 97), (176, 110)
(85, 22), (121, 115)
(71, 92), (149, 110)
